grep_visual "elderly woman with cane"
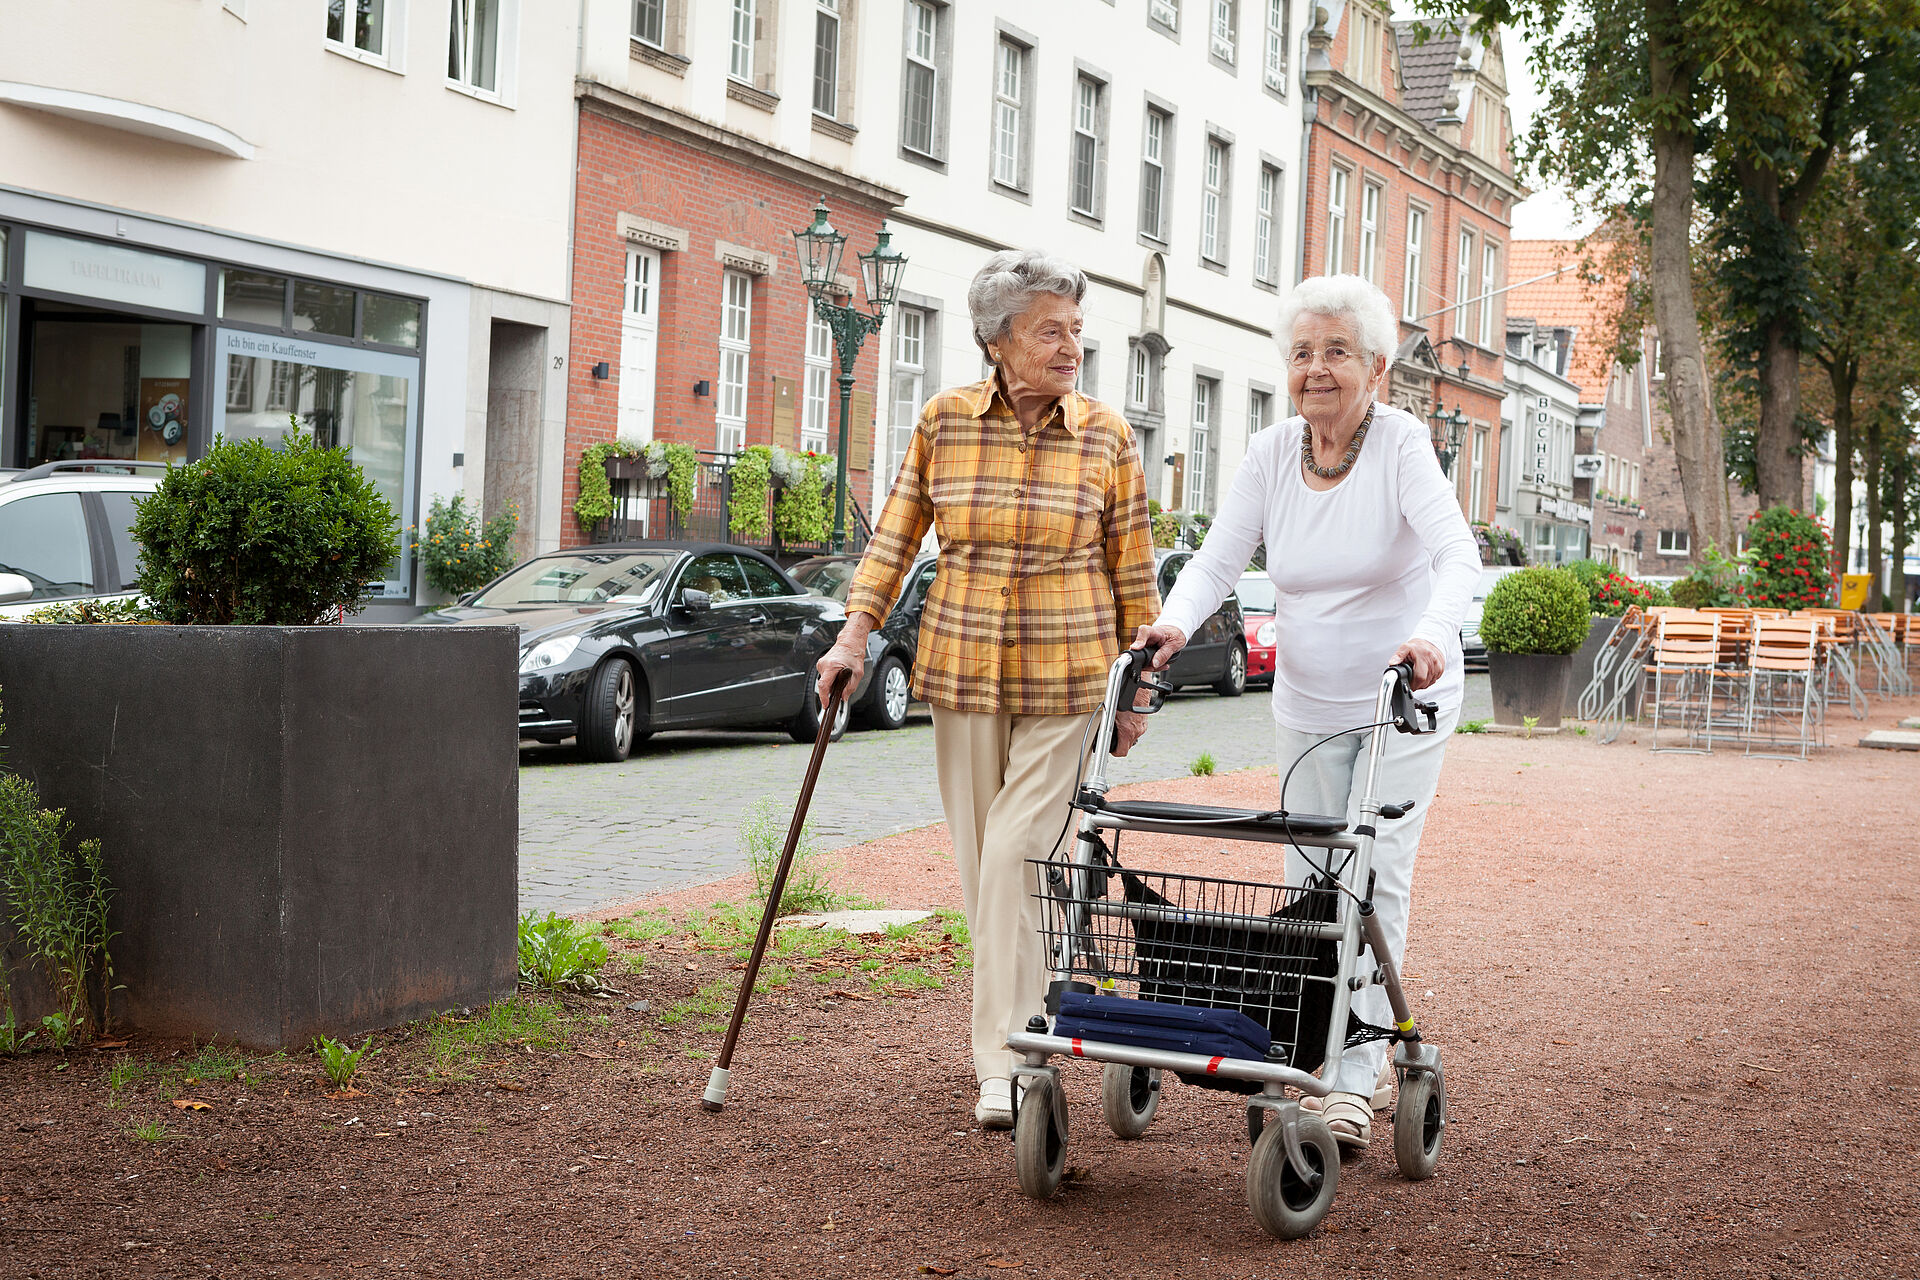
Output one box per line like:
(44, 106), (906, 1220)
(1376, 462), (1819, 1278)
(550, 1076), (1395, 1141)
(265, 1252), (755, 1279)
(1130, 274), (1479, 1156)
(815, 249), (1160, 1129)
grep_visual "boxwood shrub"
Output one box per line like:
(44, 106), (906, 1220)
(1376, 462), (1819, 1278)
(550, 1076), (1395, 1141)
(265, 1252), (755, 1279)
(131, 432), (398, 625)
(1479, 566), (1591, 655)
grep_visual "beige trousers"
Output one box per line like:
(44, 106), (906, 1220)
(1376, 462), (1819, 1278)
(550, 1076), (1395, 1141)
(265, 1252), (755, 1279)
(931, 707), (1094, 1084)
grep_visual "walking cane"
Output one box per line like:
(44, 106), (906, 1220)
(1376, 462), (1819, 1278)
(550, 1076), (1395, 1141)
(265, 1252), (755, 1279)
(700, 671), (849, 1112)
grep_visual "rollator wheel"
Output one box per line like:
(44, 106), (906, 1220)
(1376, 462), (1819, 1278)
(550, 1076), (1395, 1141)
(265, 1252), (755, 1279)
(1393, 1065), (1446, 1181)
(1014, 1076), (1068, 1199)
(1247, 1111), (1339, 1239)
(1100, 1063), (1160, 1139)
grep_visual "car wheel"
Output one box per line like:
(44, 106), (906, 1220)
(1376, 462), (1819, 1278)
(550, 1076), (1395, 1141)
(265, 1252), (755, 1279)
(788, 679), (851, 744)
(861, 654), (912, 731)
(1215, 641), (1248, 697)
(579, 659), (643, 762)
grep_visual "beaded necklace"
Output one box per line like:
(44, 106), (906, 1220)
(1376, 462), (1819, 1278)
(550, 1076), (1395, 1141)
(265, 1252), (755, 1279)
(1301, 403), (1375, 481)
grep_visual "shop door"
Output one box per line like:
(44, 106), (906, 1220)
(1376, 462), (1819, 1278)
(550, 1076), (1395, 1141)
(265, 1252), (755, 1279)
(22, 303), (194, 468)
(618, 249), (660, 444)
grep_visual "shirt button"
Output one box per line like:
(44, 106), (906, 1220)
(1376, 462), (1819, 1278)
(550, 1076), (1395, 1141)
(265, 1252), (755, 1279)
(1004, 639), (1016, 648)
(1000, 586), (1010, 597)
(1016, 442), (1026, 452)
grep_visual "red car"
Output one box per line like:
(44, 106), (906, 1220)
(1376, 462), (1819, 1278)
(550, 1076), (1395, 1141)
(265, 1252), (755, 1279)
(1236, 571), (1277, 688)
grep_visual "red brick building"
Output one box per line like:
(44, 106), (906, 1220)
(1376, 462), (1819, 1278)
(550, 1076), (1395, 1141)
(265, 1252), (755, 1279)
(1300, 5), (1525, 524)
(563, 85), (901, 547)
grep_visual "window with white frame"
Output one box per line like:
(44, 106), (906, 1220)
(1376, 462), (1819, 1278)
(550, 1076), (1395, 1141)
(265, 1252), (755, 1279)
(812, 0), (841, 116)
(1345, 1), (1383, 90)
(888, 307), (928, 482)
(729, 0), (756, 81)
(266, 360), (297, 412)
(1455, 227), (1475, 338)
(1327, 166), (1349, 275)
(1210, 0), (1237, 64)
(1071, 76), (1103, 217)
(1358, 182), (1380, 282)
(327, 0), (395, 62)
(1201, 137), (1227, 263)
(1078, 343), (1100, 398)
(1254, 164), (1279, 283)
(1471, 86), (1502, 164)
(902, 1), (940, 156)
(1188, 378), (1214, 511)
(1478, 240), (1500, 346)
(448, 0), (502, 95)
(1403, 203), (1427, 319)
(1469, 427), (1487, 517)
(802, 309), (833, 453)
(225, 355), (255, 411)
(634, 0), (665, 46)
(1630, 461), (1640, 500)
(1249, 388), (1272, 435)
(1658, 529), (1689, 555)
(717, 270), (753, 454)
(1263, 0), (1288, 90)
(1149, 0), (1180, 33)
(1140, 107), (1170, 241)
(991, 37), (1027, 190)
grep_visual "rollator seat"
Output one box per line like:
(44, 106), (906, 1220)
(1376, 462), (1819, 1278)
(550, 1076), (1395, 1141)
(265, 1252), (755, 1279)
(1098, 799), (1347, 837)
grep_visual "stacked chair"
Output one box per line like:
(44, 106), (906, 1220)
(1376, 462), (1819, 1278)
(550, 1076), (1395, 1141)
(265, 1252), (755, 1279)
(1643, 609), (1722, 752)
(1741, 617), (1823, 759)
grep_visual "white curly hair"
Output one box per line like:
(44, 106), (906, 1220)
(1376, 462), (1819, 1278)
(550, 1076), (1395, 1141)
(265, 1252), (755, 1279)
(1276, 274), (1399, 362)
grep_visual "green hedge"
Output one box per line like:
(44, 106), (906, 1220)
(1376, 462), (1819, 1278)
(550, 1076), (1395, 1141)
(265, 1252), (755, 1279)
(1480, 566), (1591, 655)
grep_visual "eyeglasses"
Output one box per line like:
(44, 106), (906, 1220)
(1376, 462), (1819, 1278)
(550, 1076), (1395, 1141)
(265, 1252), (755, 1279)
(1288, 344), (1358, 369)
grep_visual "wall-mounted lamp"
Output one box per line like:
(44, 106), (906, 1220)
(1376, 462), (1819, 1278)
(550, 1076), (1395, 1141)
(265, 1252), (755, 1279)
(1456, 363), (1471, 380)
(591, 361), (610, 380)
(693, 379), (712, 397)
(1163, 455), (1177, 467)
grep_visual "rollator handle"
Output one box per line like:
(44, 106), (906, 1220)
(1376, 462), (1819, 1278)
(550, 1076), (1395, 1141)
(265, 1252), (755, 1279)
(1109, 645), (1171, 754)
(1386, 662), (1437, 735)
(1379, 799), (1417, 820)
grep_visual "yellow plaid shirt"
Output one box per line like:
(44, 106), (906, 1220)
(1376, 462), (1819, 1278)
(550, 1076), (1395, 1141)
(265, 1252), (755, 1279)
(846, 377), (1160, 715)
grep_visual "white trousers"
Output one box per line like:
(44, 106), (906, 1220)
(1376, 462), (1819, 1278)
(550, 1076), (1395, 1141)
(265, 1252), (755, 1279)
(1273, 703), (1458, 1095)
(931, 707), (1094, 1084)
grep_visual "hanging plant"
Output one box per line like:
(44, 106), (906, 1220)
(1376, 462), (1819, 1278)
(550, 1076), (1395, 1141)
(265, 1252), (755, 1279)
(729, 445), (774, 539)
(573, 440), (644, 532)
(774, 452), (835, 546)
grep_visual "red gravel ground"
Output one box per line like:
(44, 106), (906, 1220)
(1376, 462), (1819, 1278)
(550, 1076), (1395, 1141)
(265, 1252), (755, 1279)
(3, 698), (1917, 1279)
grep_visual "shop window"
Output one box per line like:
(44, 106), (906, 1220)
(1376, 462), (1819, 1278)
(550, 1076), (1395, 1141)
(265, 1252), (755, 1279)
(363, 292), (422, 348)
(0, 493), (94, 603)
(294, 281), (355, 338)
(219, 269), (288, 327)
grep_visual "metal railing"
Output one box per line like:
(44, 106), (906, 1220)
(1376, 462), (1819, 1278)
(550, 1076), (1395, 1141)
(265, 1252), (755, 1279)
(591, 450), (872, 559)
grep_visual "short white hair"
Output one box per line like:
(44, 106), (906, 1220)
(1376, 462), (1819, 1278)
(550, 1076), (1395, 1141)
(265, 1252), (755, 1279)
(967, 248), (1088, 356)
(1276, 274), (1399, 362)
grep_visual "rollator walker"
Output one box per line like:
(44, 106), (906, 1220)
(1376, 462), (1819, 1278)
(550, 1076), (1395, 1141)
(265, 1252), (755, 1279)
(1004, 647), (1448, 1238)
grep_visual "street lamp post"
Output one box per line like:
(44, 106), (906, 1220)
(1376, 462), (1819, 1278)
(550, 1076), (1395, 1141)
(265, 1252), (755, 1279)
(1427, 403), (1467, 478)
(791, 197), (907, 553)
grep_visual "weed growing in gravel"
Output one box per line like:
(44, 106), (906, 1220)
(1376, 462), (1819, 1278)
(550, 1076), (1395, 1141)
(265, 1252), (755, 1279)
(1456, 719), (1490, 734)
(426, 996), (568, 1073)
(518, 911), (609, 992)
(313, 1035), (378, 1087)
(1190, 751), (1216, 776)
(740, 799), (841, 915)
(181, 1042), (248, 1084)
(683, 1048), (711, 1059)
(658, 979), (734, 1028)
(622, 954), (647, 975)
(602, 911), (676, 944)
(128, 1119), (172, 1142)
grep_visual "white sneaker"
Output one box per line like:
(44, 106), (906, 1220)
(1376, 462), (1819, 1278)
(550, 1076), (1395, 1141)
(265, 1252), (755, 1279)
(975, 1078), (1015, 1129)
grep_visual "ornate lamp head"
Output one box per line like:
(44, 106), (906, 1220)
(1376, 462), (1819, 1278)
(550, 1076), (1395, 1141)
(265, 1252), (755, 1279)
(859, 221), (908, 318)
(792, 196), (846, 300)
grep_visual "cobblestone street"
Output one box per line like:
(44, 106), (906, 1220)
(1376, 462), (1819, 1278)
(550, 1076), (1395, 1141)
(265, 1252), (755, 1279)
(518, 674), (1494, 913)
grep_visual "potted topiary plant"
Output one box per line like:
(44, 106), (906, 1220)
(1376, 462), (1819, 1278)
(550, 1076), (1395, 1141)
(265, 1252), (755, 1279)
(1480, 566), (1592, 732)
(0, 432), (518, 1049)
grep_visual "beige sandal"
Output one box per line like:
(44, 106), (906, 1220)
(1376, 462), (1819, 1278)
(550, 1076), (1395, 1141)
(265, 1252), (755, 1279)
(1317, 1091), (1373, 1155)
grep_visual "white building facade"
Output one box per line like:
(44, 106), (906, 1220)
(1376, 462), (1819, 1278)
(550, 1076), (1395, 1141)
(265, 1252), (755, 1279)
(0, 1), (578, 609)
(1499, 318), (1586, 564)
(824, 0), (1314, 518)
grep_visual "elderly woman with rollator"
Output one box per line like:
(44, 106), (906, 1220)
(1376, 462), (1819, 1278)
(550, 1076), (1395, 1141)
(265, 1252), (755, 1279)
(1133, 274), (1478, 1156)
(815, 249), (1159, 1129)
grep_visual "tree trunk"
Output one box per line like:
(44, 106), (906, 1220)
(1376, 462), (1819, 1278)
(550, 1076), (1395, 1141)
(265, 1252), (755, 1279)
(1647, 5), (1732, 558)
(1755, 319), (1806, 507)
(1863, 414), (1884, 612)
(1828, 355), (1856, 585)
(1890, 500), (1910, 613)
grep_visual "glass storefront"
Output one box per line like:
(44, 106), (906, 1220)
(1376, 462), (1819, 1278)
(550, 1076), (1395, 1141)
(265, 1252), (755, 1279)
(1, 223), (426, 599)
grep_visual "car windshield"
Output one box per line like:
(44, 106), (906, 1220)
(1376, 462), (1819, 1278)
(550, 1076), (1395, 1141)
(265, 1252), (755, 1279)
(472, 552), (678, 608)
(791, 559), (857, 602)
(1235, 574), (1277, 614)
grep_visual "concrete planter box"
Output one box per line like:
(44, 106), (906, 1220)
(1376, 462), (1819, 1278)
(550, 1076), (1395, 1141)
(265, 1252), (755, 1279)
(1488, 651), (1575, 731)
(1566, 615), (1623, 719)
(0, 625), (518, 1048)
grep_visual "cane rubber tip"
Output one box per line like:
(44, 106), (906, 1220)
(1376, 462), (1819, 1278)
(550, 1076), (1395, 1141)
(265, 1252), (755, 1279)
(701, 1065), (731, 1111)
(699, 1099), (724, 1113)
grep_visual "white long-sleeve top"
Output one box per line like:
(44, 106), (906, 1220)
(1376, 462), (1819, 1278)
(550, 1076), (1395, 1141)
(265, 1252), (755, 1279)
(1157, 402), (1481, 733)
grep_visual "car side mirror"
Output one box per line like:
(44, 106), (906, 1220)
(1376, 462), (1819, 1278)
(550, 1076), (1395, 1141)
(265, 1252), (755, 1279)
(0, 573), (32, 605)
(676, 588), (713, 614)
(458, 591), (478, 606)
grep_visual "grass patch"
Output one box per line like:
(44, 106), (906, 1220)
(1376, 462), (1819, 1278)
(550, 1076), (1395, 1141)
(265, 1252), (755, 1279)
(657, 978), (735, 1028)
(128, 1120), (172, 1142)
(1190, 751), (1216, 776)
(1456, 718), (1490, 734)
(602, 912), (676, 944)
(181, 1042), (248, 1084)
(426, 996), (568, 1073)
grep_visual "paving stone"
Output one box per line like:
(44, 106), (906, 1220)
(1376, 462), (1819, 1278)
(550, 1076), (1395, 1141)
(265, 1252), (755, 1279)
(1859, 730), (1920, 751)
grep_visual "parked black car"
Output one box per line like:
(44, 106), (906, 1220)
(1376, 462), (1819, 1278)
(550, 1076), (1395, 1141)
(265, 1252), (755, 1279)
(788, 551), (938, 730)
(1154, 548), (1248, 696)
(420, 542), (849, 761)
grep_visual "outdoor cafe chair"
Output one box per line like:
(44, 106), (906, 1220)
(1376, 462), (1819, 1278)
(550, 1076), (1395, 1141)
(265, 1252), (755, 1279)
(1643, 609), (1721, 752)
(1742, 616), (1822, 760)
